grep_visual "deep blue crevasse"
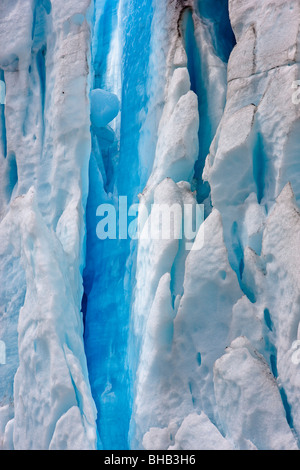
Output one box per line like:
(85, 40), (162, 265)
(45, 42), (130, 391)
(0, 69), (7, 159)
(83, 0), (153, 450)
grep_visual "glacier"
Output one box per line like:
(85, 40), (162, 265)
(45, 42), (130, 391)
(0, 0), (300, 451)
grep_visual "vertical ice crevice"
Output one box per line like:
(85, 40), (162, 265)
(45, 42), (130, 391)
(181, 8), (210, 204)
(83, 0), (159, 450)
(0, 70), (7, 160)
(252, 132), (265, 205)
(180, 6), (232, 208)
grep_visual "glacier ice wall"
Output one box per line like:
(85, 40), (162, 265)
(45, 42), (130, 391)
(130, 0), (300, 451)
(0, 0), (97, 450)
(0, 0), (300, 451)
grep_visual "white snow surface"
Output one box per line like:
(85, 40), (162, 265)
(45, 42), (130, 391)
(0, 0), (97, 450)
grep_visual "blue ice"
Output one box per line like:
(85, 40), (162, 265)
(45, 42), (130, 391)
(90, 88), (120, 128)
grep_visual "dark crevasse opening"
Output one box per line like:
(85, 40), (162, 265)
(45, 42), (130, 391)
(280, 388), (295, 430)
(181, 8), (211, 205)
(5, 151), (18, 202)
(181, 9), (200, 97)
(181, 2), (236, 210)
(41, 0), (52, 15)
(264, 308), (273, 332)
(261, 310), (296, 437)
(253, 132), (266, 205)
(231, 220), (245, 282)
(82, 0), (154, 450)
(24, 1), (48, 140)
(0, 69), (7, 159)
(196, 0), (236, 62)
(269, 339), (296, 433)
(36, 46), (46, 120)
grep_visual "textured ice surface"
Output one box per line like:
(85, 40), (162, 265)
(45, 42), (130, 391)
(130, 0), (300, 451)
(1, 0), (300, 451)
(0, 0), (97, 450)
(214, 337), (298, 450)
